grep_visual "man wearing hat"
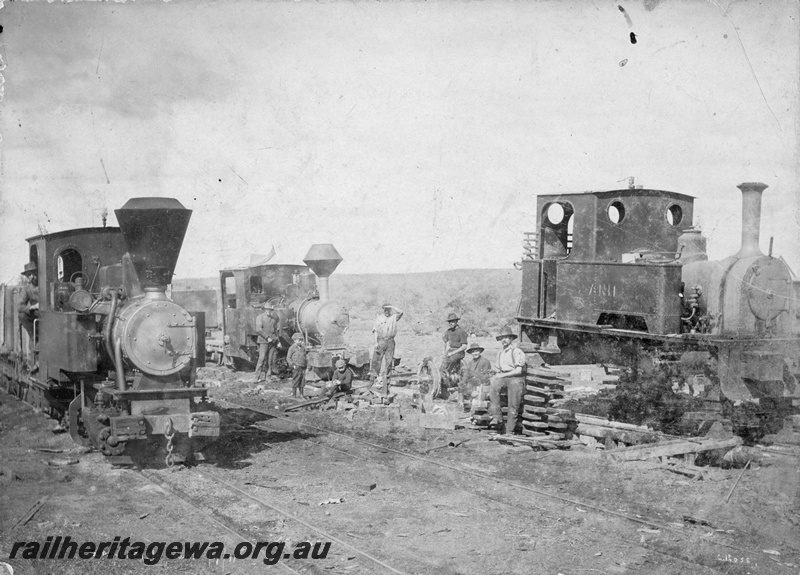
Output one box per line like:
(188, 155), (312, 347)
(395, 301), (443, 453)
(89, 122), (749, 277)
(489, 326), (527, 435)
(18, 262), (40, 341)
(325, 358), (354, 398)
(441, 312), (468, 381)
(286, 333), (307, 398)
(254, 303), (279, 382)
(371, 303), (404, 388)
(460, 342), (492, 402)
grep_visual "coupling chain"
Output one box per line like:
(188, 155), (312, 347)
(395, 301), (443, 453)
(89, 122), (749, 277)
(164, 418), (176, 468)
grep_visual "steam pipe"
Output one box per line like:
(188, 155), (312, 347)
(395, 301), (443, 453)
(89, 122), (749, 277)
(104, 290), (119, 359)
(114, 337), (126, 391)
(736, 182), (767, 258)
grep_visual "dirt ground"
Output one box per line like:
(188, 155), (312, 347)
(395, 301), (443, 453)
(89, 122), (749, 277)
(1, 320), (799, 575)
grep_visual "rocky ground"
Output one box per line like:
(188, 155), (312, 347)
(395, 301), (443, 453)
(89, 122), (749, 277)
(2, 354), (799, 575)
(1, 320), (799, 575)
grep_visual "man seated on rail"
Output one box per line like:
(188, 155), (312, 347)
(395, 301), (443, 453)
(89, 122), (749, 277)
(488, 326), (527, 435)
(459, 342), (492, 409)
(324, 359), (355, 404)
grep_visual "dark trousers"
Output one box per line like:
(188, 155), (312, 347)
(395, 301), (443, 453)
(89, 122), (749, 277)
(489, 376), (525, 434)
(440, 351), (465, 379)
(292, 365), (306, 397)
(371, 337), (396, 378)
(256, 342), (277, 376)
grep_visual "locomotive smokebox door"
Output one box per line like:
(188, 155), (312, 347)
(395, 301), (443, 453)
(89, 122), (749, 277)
(115, 296), (196, 377)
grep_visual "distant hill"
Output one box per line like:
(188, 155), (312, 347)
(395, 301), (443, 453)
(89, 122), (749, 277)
(173, 268), (522, 336)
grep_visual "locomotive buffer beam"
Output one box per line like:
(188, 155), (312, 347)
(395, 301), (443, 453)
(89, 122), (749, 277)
(100, 387), (210, 401)
(98, 386), (220, 440)
(109, 411), (221, 440)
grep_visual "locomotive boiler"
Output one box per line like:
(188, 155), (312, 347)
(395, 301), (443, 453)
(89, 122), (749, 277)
(0, 198), (219, 465)
(220, 244), (370, 377)
(516, 181), (799, 433)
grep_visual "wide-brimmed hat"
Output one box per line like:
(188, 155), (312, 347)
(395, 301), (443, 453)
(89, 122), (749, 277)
(382, 303), (392, 309)
(446, 312), (460, 322)
(495, 326), (518, 341)
(22, 262), (37, 275)
(292, 333), (303, 341)
(466, 342), (485, 353)
(335, 359), (346, 368)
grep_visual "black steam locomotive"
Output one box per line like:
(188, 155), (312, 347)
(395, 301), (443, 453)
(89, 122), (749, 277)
(218, 244), (370, 379)
(517, 181), (799, 431)
(0, 198), (219, 465)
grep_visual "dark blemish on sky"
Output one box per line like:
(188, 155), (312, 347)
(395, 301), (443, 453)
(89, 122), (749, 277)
(724, 34), (728, 39)
(619, 59), (628, 67)
(618, 5), (633, 27)
(630, 32), (637, 44)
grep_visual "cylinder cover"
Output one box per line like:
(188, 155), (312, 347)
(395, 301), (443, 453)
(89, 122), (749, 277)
(115, 298), (196, 376)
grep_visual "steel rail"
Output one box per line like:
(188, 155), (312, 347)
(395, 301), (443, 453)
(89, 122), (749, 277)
(195, 467), (409, 575)
(134, 468), (304, 575)
(217, 398), (788, 570)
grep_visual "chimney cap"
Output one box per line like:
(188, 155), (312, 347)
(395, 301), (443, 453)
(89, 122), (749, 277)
(736, 182), (768, 192)
(303, 244), (343, 277)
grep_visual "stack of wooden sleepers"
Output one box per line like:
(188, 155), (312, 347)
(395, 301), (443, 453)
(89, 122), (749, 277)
(521, 360), (576, 448)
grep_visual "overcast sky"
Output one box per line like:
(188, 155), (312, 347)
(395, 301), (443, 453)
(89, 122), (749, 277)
(0, 0), (797, 282)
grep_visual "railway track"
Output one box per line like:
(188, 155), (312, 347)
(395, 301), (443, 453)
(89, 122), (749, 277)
(132, 466), (409, 575)
(209, 397), (793, 575)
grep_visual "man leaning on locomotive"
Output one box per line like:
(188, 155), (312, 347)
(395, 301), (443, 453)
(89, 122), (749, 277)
(19, 262), (40, 343)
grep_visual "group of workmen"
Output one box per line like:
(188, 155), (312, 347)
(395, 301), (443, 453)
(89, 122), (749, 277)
(370, 303), (529, 435)
(253, 301), (529, 436)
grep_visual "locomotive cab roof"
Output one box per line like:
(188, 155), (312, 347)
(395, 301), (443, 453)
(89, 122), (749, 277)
(535, 187), (696, 263)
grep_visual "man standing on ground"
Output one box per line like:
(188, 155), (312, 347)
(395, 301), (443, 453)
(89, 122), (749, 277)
(287, 333), (307, 398)
(441, 312), (468, 382)
(371, 303), (403, 389)
(489, 326), (527, 435)
(254, 304), (278, 383)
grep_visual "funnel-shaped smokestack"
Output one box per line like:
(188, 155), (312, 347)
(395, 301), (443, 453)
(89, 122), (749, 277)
(736, 182), (767, 258)
(115, 198), (192, 288)
(303, 244), (342, 301)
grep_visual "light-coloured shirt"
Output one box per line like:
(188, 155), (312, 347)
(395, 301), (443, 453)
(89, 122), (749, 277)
(496, 345), (526, 373)
(373, 313), (399, 339)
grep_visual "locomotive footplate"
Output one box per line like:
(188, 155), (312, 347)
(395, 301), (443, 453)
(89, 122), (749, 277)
(109, 411), (221, 440)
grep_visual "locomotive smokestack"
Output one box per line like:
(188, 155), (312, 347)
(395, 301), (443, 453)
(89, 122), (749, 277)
(736, 182), (767, 258)
(115, 197), (192, 288)
(303, 244), (343, 302)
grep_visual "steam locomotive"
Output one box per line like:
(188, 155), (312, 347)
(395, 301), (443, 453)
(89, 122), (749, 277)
(516, 181), (799, 431)
(218, 244), (370, 379)
(0, 198), (219, 465)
